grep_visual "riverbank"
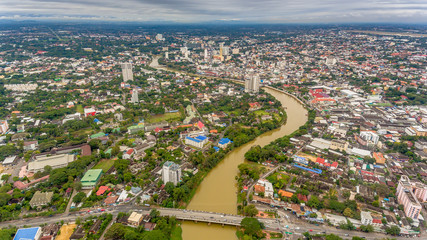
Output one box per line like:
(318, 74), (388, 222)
(149, 56), (308, 240)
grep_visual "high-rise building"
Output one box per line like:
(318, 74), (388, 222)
(156, 34), (164, 41)
(130, 88), (138, 104)
(0, 120), (9, 134)
(245, 74), (260, 93)
(204, 49), (208, 60)
(397, 175), (422, 220)
(121, 62), (133, 82)
(219, 43), (224, 57)
(165, 52), (169, 59)
(162, 161), (181, 186)
(222, 46), (229, 56)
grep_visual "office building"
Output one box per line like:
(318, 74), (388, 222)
(245, 74), (260, 93)
(121, 62), (133, 82)
(396, 175), (422, 220)
(162, 161), (181, 185)
(130, 88), (139, 104)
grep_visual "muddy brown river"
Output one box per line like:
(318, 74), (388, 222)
(182, 87), (308, 240)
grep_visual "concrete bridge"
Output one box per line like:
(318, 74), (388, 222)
(153, 208), (279, 229)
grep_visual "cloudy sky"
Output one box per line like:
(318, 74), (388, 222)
(0, 0), (427, 23)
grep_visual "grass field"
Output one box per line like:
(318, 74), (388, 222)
(93, 159), (115, 172)
(76, 105), (84, 114)
(146, 112), (182, 123)
(171, 225), (183, 240)
(56, 224), (77, 240)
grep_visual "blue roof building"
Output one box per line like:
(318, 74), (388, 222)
(13, 227), (41, 240)
(292, 164), (322, 174)
(185, 135), (208, 148)
(218, 138), (232, 149)
(213, 146), (220, 152)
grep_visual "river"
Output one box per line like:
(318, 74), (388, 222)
(181, 87), (308, 240)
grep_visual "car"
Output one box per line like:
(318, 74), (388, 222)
(344, 234), (349, 236)
(309, 229), (313, 232)
(295, 227), (300, 230)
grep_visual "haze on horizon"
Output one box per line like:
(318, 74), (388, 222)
(0, 0), (427, 24)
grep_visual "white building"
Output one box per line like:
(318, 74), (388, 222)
(162, 161), (181, 186)
(257, 179), (274, 198)
(361, 211), (373, 225)
(360, 131), (379, 144)
(185, 135), (208, 148)
(28, 154), (75, 173)
(0, 120), (9, 134)
(245, 74), (260, 93)
(130, 88), (139, 104)
(156, 34), (164, 41)
(121, 62), (133, 82)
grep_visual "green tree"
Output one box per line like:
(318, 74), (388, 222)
(240, 217), (263, 237)
(105, 223), (126, 240)
(243, 205), (259, 217)
(307, 195), (321, 209)
(73, 192), (86, 203)
(360, 224), (374, 232)
(385, 226), (400, 236)
(141, 230), (167, 240)
(343, 207), (353, 218)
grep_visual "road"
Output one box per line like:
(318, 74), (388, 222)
(0, 204), (414, 240)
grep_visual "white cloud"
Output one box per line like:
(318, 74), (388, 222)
(0, 0), (426, 23)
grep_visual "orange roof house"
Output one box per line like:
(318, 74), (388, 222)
(373, 152), (386, 164)
(278, 190), (293, 198)
(254, 185), (265, 194)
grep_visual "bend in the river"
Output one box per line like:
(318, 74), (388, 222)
(150, 57), (308, 240)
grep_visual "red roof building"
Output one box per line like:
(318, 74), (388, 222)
(96, 186), (109, 196)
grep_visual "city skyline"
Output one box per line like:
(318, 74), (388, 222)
(0, 0), (427, 23)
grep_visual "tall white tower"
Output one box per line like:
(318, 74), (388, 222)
(121, 62), (133, 82)
(245, 73), (260, 93)
(130, 88), (139, 104)
(204, 49), (208, 60)
(165, 52), (169, 59)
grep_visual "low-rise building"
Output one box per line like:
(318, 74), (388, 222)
(218, 138), (232, 149)
(128, 212), (143, 226)
(81, 169), (103, 189)
(185, 135), (208, 148)
(29, 191), (53, 209)
(13, 227), (41, 240)
(28, 154), (75, 173)
(256, 179), (273, 198)
(361, 211), (373, 225)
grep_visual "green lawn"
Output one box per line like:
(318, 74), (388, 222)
(146, 112), (182, 123)
(93, 159), (115, 172)
(171, 225), (183, 240)
(76, 104), (84, 114)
